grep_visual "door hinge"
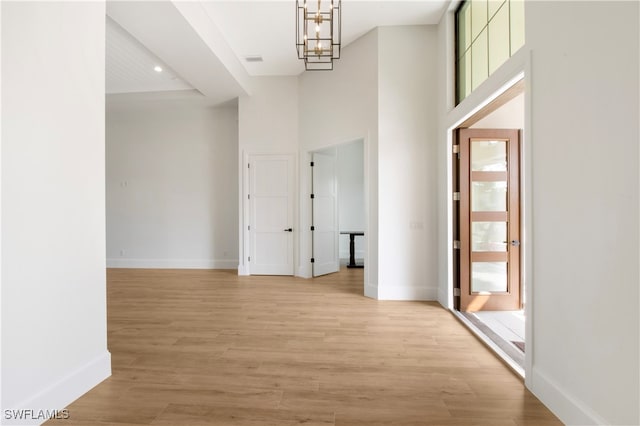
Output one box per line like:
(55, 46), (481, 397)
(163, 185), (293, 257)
(310, 258), (315, 263)
(248, 163), (250, 168)
(310, 226), (315, 231)
(248, 256), (251, 262)
(453, 288), (461, 297)
(453, 144), (460, 159)
(248, 194), (250, 200)
(248, 225), (250, 230)
(453, 192), (460, 201)
(310, 161), (314, 167)
(310, 194), (315, 199)
(453, 240), (461, 249)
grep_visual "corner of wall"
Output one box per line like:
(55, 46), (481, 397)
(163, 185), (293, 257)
(364, 282), (378, 299)
(296, 263), (311, 279)
(529, 367), (609, 426)
(0, 0), (4, 412)
(237, 264), (249, 276)
(3, 352), (111, 426)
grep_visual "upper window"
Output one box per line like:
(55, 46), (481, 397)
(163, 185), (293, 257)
(456, 0), (524, 104)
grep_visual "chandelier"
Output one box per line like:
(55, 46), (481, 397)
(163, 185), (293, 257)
(296, 0), (342, 71)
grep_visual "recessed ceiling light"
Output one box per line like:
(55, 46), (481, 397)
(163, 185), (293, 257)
(154, 66), (163, 73)
(244, 55), (263, 63)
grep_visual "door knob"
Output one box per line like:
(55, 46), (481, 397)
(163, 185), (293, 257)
(511, 240), (520, 246)
(284, 228), (293, 232)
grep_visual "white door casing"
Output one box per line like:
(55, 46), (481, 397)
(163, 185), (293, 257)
(312, 151), (339, 277)
(248, 154), (295, 275)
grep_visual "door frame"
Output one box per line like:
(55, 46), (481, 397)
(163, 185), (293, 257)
(445, 71), (531, 378)
(301, 137), (369, 283)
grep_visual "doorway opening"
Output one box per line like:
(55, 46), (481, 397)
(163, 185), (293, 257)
(311, 139), (365, 279)
(452, 79), (526, 374)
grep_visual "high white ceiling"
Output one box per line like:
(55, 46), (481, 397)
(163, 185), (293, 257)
(203, 0), (450, 76)
(106, 0), (450, 103)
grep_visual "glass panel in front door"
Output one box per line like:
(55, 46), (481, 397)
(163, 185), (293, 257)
(470, 138), (509, 295)
(471, 261), (507, 293)
(472, 222), (507, 251)
(471, 140), (507, 171)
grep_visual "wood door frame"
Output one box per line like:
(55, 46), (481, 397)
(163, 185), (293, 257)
(457, 129), (521, 311)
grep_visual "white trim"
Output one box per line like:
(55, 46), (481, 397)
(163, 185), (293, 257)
(0, 2), (3, 411)
(339, 250), (365, 259)
(437, 288), (449, 308)
(364, 283), (378, 299)
(529, 368), (608, 426)
(523, 49), (535, 391)
(240, 150), (250, 275)
(4, 352), (111, 426)
(377, 285), (437, 301)
(106, 258), (238, 269)
(296, 264), (312, 279)
(445, 48), (528, 130)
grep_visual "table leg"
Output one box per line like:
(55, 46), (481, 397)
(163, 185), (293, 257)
(348, 233), (356, 267)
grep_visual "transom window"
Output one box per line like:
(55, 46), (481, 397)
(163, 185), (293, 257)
(456, 0), (525, 104)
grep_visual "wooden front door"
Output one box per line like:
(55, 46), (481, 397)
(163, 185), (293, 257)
(457, 129), (521, 311)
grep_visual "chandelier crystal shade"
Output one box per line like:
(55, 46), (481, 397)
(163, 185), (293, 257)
(296, 0), (341, 71)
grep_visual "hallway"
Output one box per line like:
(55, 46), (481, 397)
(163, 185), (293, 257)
(47, 268), (559, 425)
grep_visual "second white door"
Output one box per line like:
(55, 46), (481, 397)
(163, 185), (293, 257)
(249, 154), (295, 275)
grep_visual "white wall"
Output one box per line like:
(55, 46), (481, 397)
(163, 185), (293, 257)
(238, 76), (299, 275)
(1, 2), (110, 424)
(298, 30), (379, 287)
(525, 2), (639, 424)
(106, 101), (238, 269)
(436, 1), (639, 424)
(336, 140), (365, 259)
(298, 26), (439, 300)
(377, 26), (438, 300)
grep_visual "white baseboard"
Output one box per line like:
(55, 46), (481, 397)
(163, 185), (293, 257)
(296, 263), (312, 279)
(364, 283), (378, 299)
(529, 367), (608, 425)
(3, 352), (111, 426)
(339, 250), (365, 259)
(438, 287), (450, 309)
(377, 284), (438, 301)
(237, 264), (249, 276)
(106, 258), (238, 269)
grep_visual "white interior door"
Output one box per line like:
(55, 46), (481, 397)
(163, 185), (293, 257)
(312, 150), (339, 277)
(249, 154), (294, 275)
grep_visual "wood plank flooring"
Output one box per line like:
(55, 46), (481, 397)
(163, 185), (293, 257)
(46, 268), (560, 425)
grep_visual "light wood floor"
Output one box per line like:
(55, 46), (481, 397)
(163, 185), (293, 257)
(47, 268), (560, 425)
